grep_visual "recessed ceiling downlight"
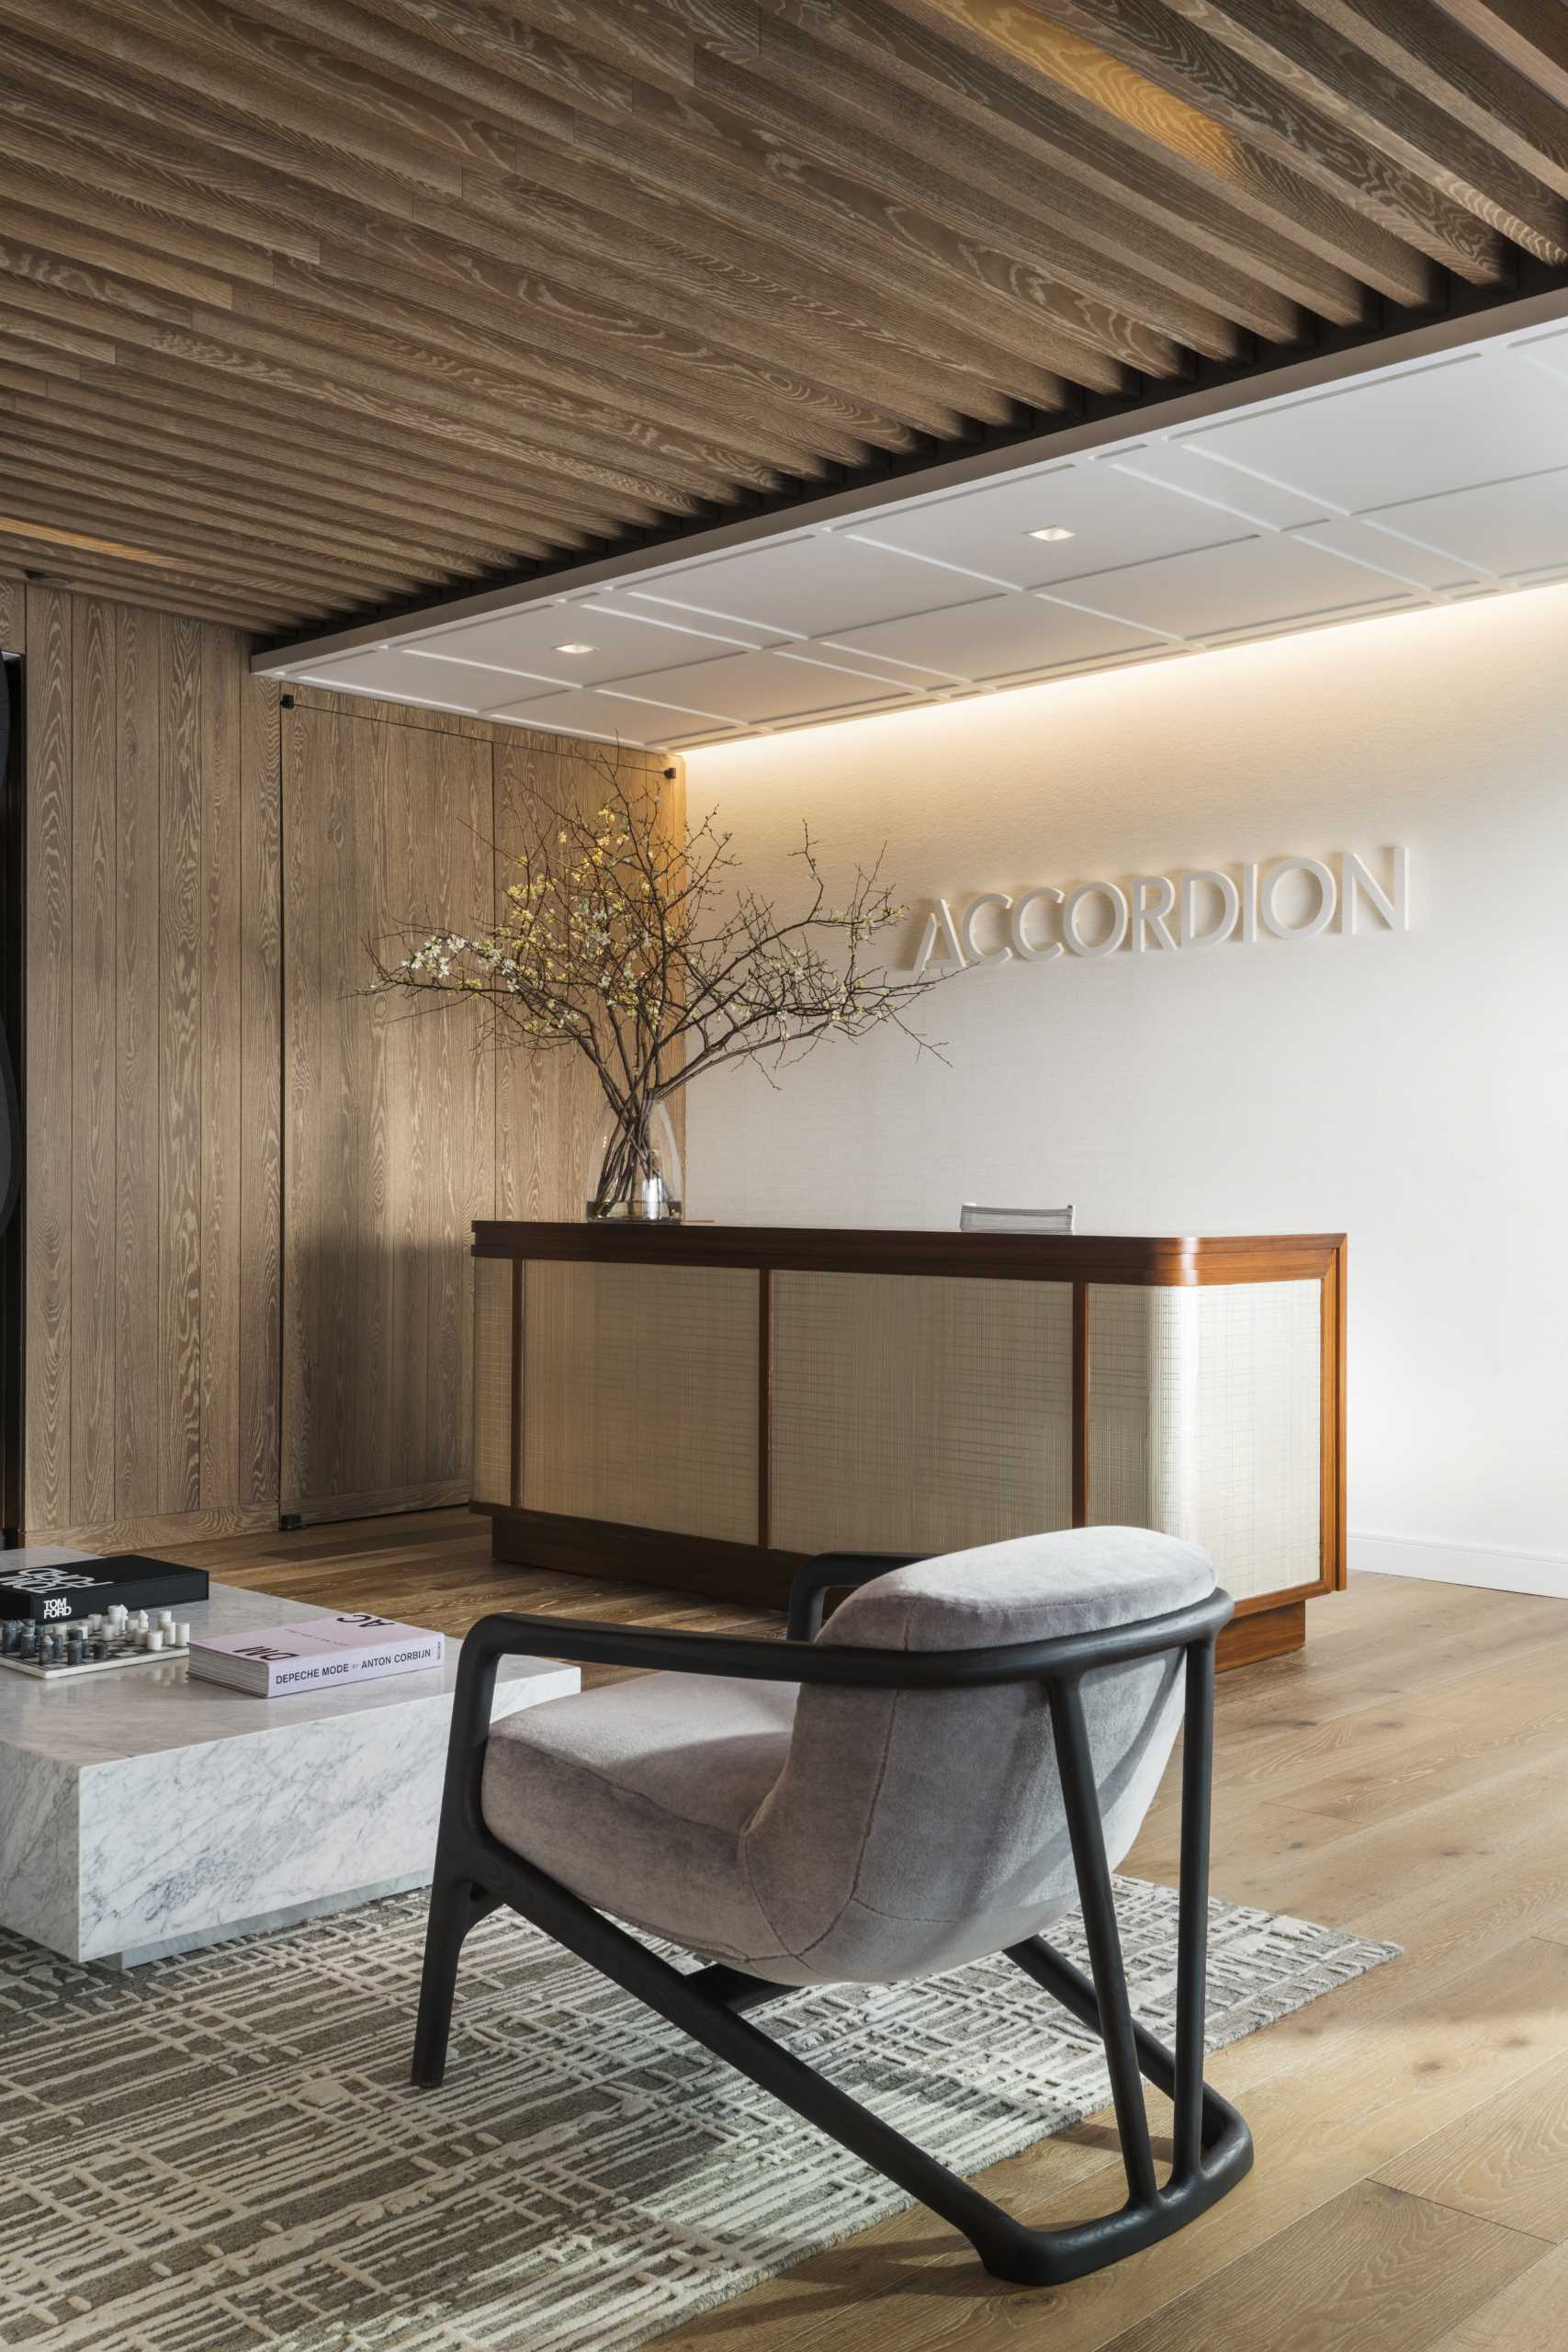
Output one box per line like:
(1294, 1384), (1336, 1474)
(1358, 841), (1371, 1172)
(1027, 525), (1075, 542)
(555, 640), (597, 655)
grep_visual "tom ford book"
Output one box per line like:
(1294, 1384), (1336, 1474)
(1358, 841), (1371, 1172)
(0, 1550), (210, 1623)
(189, 1613), (445, 1697)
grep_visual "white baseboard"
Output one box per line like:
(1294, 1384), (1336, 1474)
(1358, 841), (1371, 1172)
(1350, 1530), (1568, 1600)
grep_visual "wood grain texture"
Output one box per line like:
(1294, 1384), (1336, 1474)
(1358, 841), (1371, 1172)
(1, 0), (1563, 628)
(114, 599), (161, 1516)
(22, 584), (72, 1529)
(157, 610), (203, 1512)
(69, 594), (116, 1526)
(280, 701), (495, 1517)
(17, 594), (660, 1543)
(238, 667), (281, 1506)
(18, 586), (282, 1545)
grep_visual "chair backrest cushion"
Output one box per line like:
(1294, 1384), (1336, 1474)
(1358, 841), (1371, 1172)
(743, 1527), (1213, 1984)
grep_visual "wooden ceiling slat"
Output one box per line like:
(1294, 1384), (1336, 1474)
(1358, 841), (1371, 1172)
(43, 349), (615, 545)
(0, 22), (1021, 450)
(253, 260), (887, 477)
(431, 175), (1051, 422)
(893, 0), (1441, 303)
(1, 0), (1068, 426)
(1165, 0), (1568, 263)
(146, 315), (728, 514)
(0, 329), (86, 379)
(0, 394), (549, 572)
(1438, 0), (1568, 113)
(238, 0), (1138, 387)
(767, 0), (1366, 324)
(1297, 0), (1568, 203)
(0, 244), (194, 339)
(0, 473), (445, 606)
(0, 107), (319, 266)
(0, 308), (121, 369)
(0, 435), (480, 598)
(998, 0), (1507, 280)
(293, 230), (949, 453)
(8, 371), (570, 554)
(0, 266), (715, 521)
(0, 9), (479, 210)
(691, 17), (1249, 357)
(0, 536), (304, 628)
(0, 28), (444, 242)
(753, 2), (1300, 341)
(0, 197), (243, 310)
(194, 288), (825, 498)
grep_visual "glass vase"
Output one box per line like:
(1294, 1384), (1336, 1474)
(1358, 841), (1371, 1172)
(586, 1097), (683, 1222)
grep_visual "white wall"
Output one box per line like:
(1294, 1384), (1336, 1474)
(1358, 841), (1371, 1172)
(685, 588), (1568, 1593)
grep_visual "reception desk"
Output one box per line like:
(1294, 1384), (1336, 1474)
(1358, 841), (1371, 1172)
(470, 1224), (1347, 1670)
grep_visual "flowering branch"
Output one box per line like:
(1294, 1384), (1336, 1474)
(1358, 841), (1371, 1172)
(367, 744), (956, 1214)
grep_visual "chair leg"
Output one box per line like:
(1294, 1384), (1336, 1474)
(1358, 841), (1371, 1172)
(416, 1816), (1253, 2286)
(412, 1873), (500, 2089)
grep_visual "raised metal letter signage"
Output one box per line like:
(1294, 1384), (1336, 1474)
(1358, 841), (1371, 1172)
(909, 847), (1408, 974)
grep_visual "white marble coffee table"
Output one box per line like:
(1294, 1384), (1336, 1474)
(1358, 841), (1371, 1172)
(0, 1582), (578, 1966)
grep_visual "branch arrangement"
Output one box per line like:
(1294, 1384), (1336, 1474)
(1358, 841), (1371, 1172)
(368, 745), (957, 1216)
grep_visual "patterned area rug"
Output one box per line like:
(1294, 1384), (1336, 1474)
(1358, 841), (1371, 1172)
(0, 1883), (1396, 2351)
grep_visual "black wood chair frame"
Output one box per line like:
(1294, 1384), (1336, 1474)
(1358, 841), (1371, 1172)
(412, 1553), (1254, 2286)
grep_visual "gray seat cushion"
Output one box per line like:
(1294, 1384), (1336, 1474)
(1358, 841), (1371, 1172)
(480, 1527), (1213, 1987)
(482, 1671), (800, 1971)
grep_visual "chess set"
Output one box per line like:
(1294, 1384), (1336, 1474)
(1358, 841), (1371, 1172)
(0, 1553), (209, 1682)
(0, 1605), (196, 1680)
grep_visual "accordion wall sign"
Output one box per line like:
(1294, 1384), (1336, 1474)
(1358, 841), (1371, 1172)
(910, 846), (1409, 974)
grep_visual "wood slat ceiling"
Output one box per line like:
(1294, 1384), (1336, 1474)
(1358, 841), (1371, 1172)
(2, 0), (1567, 646)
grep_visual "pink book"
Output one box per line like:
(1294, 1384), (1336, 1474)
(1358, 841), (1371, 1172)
(189, 1612), (446, 1696)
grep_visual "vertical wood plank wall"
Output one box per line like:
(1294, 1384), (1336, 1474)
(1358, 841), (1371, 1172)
(1, 582), (682, 1543)
(280, 702), (681, 1517)
(6, 581), (282, 1546)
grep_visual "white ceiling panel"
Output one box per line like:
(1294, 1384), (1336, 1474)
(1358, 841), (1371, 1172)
(824, 593), (1163, 679)
(413, 596), (765, 685)
(627, 531), (996, 638)
(292, 645), (490, 707)
(1179, 353), (1568, 514)
(487, 684), (732, 743)
(846, 464), (1258, 588)
(1055, 533), (1414, 640)
(1098, 445), (1331, 530)
(1361, 468), (1568, 583)
(265, 324), (1568, 751)
(609, 648), (913, 723)
(1295, 517), (1474, 594)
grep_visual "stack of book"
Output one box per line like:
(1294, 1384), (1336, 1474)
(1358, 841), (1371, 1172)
(0, 1551), (209, 1624)
(188, 1613), (445, 1697)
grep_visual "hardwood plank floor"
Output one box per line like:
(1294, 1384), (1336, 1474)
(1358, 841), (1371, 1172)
(163, 1510), (1568, 2350)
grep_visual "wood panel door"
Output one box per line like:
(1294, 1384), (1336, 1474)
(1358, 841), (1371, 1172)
(281, 704), (494, 1521)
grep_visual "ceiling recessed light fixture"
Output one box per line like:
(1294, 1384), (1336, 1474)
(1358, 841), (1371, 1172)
(1027, 525), (1075, 542)
(555, 640), (597, 655)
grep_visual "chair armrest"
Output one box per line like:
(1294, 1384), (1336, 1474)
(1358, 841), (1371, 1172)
(784, 1551), (928, 1642)
(458, 1588), (1233, 1693)
(435, 1590), (1233, 1860)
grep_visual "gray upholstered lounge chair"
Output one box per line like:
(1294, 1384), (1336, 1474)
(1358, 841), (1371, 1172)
(412, 1528), (1253, 2284)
